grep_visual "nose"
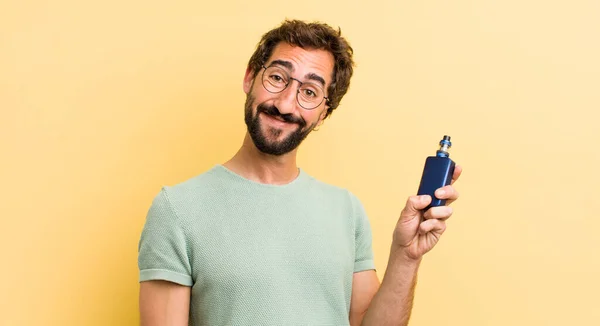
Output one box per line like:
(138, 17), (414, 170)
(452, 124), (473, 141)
(273, 79), (300, 115)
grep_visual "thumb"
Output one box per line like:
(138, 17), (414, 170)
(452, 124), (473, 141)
(401, 195), (431, 221)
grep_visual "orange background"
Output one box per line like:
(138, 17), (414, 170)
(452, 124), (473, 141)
(2, 0), (599, 325)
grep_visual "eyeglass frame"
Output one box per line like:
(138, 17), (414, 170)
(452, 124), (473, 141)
(260, 64), (330, 110)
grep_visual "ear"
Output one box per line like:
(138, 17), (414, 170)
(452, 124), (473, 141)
(243, 66), (255, 94)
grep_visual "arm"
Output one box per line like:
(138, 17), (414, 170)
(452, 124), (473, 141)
(138, 188), (194, 325)
(348, 254), (420, 326)
(139, 280), (191, 326)
(359, 252), (420, 326)
(349, 270), (380, 326)
(353, 165), (462, 326)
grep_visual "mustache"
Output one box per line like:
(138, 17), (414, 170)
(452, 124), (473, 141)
(257, 103), (306, 127)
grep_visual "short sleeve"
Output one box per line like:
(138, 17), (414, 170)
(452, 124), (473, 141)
(350, 192), (376, 273)
(138, 187), (193, 286)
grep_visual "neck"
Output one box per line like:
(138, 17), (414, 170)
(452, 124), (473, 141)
(223, 133), (300, 185)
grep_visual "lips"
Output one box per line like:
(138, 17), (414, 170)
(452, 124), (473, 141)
(262, 112), (295, 127)
(270, 115), (287, 122)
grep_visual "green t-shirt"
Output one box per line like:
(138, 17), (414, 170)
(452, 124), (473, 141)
(138, 165), (375, 325)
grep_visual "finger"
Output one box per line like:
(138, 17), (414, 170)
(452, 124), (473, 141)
(423, 206), (453, 221)
(435, 185), (460, 203)
(451, 164), (462, 185)
(419, 219), (447, 235)
(401, 195), (431, 219)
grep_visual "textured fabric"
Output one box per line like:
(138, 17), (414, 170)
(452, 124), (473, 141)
(138, 165), (375, 326)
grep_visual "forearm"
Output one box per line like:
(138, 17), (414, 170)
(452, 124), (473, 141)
(360, 248), (421, 326)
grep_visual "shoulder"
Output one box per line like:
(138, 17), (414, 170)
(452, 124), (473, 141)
(147, 165), (230, 215)
(301, 170), (364, 210)
(157, 164), (231, 198)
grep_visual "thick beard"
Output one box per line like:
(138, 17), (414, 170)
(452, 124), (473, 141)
(244, 94), (316, 156)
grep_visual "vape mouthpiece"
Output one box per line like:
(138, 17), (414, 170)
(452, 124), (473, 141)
(437, 135), (452, 157)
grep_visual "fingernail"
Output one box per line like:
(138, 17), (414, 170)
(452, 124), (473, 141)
(437, 189), (445, 197)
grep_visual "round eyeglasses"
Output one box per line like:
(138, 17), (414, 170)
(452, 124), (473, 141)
(261, 65), (329, 110)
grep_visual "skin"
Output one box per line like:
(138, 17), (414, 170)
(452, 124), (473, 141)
(359, 167), (462, 326)
(139, 41), (462, 326)
(223, 42), (333, 184)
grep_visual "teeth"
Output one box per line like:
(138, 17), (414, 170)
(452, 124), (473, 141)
(269, 115), (285, 122)
(263, 112), (293, 124)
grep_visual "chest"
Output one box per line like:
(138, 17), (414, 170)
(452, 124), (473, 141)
(187, 199), (356, 293)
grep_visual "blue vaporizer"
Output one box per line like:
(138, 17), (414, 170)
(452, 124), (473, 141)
(417, 135), (456, 210)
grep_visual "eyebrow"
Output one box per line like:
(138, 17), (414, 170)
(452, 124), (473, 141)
(270, 59), (294, 71)
(305, 72), (326, 88)
(269, 59), (327, 88)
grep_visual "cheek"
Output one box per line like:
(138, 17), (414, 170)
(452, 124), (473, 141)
(301, 111), (322, 127)
(250, 84), (273, 104)
(312, 107), (328, 122)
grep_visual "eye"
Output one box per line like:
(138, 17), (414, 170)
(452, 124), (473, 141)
(270, 74), (284, 83)
(301, 87), (318, 98)
(265, 68), (288, 85)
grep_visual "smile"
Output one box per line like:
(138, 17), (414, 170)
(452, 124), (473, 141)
(261, 112), (296, 127)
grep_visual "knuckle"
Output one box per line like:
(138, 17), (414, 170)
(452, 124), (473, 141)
(431, 206), (452, 219)
(440, 221), (447, 232)
(428, 207), (442, 219)
(423, 210), (431, 219)
(441, 207), (453, 219)
(408, 195), (422, 206)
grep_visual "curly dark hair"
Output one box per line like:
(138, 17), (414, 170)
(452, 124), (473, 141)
(247, 19), (354, 119)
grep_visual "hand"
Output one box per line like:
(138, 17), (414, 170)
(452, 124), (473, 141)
(392, 165), (462, 261)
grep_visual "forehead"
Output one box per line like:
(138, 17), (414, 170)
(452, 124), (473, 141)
(266, 42), (335, 86)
